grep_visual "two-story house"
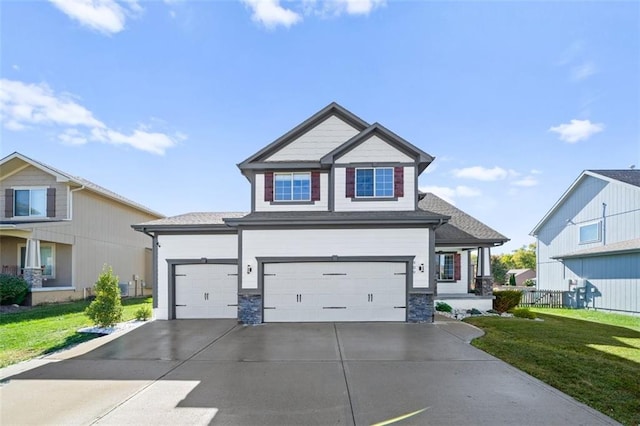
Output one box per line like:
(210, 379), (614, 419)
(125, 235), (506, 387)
(134, 103), (507, 322)
(0, 152), (163, 305)
(531, 169), (640, 314)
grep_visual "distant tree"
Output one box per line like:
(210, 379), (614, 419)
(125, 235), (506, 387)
(511, 243), (537, 270)
(491, 255), (509, 284)
(491, 243), (537, 284)
(509, 273), (517, 286)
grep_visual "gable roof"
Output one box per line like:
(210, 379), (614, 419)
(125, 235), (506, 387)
(418, 193), (508, 246)
(0, 152), (164, 218)
(320, 122), (435, 173)
(530, 169), (640, 235)
(237, 102), (369, 173)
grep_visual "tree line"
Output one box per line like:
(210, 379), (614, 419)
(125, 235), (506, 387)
(491, 243), (536, 285)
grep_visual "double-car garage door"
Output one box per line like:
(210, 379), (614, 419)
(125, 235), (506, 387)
(264, 262), (407, 322)
(174, 261), (407, 322)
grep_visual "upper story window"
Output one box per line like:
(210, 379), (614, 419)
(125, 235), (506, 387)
(274, 173), (311, 201)
(355, 168), (394, 197)
(579, 221), (601, 244)
(14, 188), (47, 217)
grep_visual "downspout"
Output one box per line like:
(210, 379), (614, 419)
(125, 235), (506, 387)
(602, 203), (607, 246)
(68, 185), (85, 220)
(141, 228), (159, 309)
(68, 185), (85, 290)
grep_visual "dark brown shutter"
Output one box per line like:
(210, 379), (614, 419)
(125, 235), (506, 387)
(454, 253), (461, 281)
(4, 189), (14, 217)
(264, 172), (273, 202)
(394, 166), (404, 197)
(311, 172), (320, 201)
(46, 188), (56, 217)
(345, 168), (355, 198)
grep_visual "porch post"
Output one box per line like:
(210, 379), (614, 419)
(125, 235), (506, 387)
(474, 246), (493, 296)
(23, 239), (43, 288)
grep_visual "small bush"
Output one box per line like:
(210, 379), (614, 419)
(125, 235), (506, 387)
(523, 279), (536, 287)
(511, 308), (537, 319)
(493, 290), (522, 313)
(435, 301), (453, 313)
(467, 308), (482, 315)
(0, 274), (29, 305)
(85, 265), (123, 327)
(135, 304), (152, 321)
(509, 274), (516, 286)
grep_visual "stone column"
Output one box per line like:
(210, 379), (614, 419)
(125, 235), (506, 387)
(24, 239), (43, 288)
(474, 246), (493, 296)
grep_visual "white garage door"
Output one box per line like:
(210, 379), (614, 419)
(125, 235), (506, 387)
(174, 264), (238, 319)
(263, 262), (406, 322)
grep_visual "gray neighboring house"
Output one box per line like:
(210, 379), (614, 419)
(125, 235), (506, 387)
(505, 269), (536, 286)
(531, 169), (640, 314)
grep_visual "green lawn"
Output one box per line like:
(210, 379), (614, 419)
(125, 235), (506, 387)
(465, 310), (640, 426)
(0, 297), (152, 369)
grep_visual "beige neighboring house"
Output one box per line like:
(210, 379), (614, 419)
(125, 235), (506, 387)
(505, 268), (536, 286)
(0, 152), (163, 305)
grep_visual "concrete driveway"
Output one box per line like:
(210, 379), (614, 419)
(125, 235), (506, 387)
(0, 319), (618, 426)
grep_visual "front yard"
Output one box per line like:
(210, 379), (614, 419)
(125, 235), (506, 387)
(0, 297), (152, 368)
(465, 309), (640, 426)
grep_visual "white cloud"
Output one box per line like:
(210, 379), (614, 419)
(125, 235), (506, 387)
(0, 79), (181, 155)
(241, 0), (302, 29)
(511, 176), (538, 187)
(331, 0), (385, 15)
(572, 62), (597, 81)
(420, 185), (481, 205)
(452, 166), (512, 181)
(12, 64), (20, 71)
(48, 0), (143, 34)
(549, 119), (604, 143)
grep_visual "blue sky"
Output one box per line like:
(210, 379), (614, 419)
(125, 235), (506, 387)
(1, 0), (638, 254)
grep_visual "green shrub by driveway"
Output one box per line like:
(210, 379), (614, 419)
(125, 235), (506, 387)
(465, 310), (640, 425)
(0, 274), (29, 305)
(492, 290), (522, 313)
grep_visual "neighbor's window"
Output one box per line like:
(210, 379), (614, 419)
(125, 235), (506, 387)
(437, 253), (455, 281)
(14, 188), (46, 217)
(274, 173), (311, 201)
(579, 222), (601, 244)
(355, 167), (393, 197)
(18, 244), (55, 278)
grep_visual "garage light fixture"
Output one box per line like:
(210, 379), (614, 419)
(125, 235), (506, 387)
(247, 264), (252, 274)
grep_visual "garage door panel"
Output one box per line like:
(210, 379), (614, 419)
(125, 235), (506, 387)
(174, 264), (238, 319)
(263, 262), (406, 322)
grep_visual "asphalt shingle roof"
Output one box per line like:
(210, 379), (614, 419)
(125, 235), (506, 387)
(589, 169), (640, 187)
(552, 238), (640, 259)
(136, 212), (248, 227)
(418, 193), (508, 244)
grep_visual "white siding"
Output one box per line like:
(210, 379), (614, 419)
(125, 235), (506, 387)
(265, 116), (360, 161)
(334, 166), (415, 211)
(335, 136), (413, 164)
(156, 234), (237, 320)
(241, 228), (430, 290)
(436, 249), (469, 294)
(254, 172), (329, 212)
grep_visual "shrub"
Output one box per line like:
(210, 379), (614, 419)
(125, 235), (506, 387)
(512, 308), (537, 319)
(493, 290), (522, 313)
(435, 301), (453, 313)
(85, 265), (123, 327)
(0, 274), (29, 305)
(509, 273), (516, 286)
(523, 279), (536, 287)
(468, 308), (482, 315)
(135, 304), (152, 321)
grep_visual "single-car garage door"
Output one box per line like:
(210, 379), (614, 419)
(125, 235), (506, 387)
(263, 262), (406, 322)
(174, 264), (238, 319)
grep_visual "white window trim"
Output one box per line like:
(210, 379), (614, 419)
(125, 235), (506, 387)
(17, 243), (56, 279)
(12, 186), (48, 218)
(354, 167), (394, 198)
(578, 221), (602, 244)
(436, 252), (456, 282)
(273, 172), (311, 202)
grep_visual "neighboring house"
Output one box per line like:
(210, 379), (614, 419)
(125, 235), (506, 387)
(134, 103), (507, 323)
(531, 169), (640, 314)
(419, 193), (509, 310)
(0, 152), (163, 305)
(505, 269), (536, 286)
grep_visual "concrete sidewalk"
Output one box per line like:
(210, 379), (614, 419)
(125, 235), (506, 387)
(0, 319), (619, 426)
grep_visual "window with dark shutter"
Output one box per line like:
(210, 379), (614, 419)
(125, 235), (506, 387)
(47, 188), (56, 217)
(454, 253), (461, 281)
(311, 172), (320, 201)
(394, 167), (404, 197)
(264, 172), (273, 202)
(345, 168), (355, 198)
(4, 189), (14, 217)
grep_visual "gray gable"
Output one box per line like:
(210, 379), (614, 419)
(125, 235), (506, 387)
(418, 193), (508, 245)
(589, 169), (640, 187)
